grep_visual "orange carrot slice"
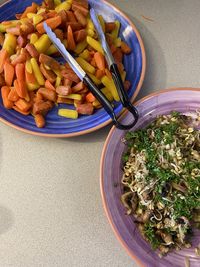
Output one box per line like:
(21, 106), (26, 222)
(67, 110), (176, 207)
(0, 49), (8, 73)
(15, 98), (32, 112)
(15, 64), (28, 98)
(4, 62), (15, 86)
(86, 92), (96, 103)
(36, 16), (62, 34)
(121, 41), (132, 54)
(25, 69), (37, 84)
(1, 86), (13, 109)
(13, 106), (30, 115)
(8, 87), (19, 102)
(45, 80), (56, 91)
(94, 52), (106, 70)
(21, 2), (38, 19)
(67, 25), (76, 51)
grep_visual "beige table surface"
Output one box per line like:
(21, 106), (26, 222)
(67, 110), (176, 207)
(0, 0), (200, 266)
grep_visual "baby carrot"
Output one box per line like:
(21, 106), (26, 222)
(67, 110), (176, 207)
(4, 62), (15, 86)
(15, 63), (28, 98)
(1, 86), (13, 109)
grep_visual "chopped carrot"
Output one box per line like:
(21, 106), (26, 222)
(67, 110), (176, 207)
(74, 10), (87, 26)
(117, 62), (124, 73)
(21, 2), (38, 19)
(72, 81), (84, 92)
(66, 11), (77, 22)
(15, 63), (28, 98)
(74, 29), (87, 43)
(105, 68), (112, 79)
(61, 70), (79, 83)
(96, 69), (105, 79)
(36, 16), (62, 34)
(25, 69), (37, 84)
(110, 44), (117, 54)
(105, 22), (116, 33)
(67, 25), (76, 51)
(8, 87), (19, 102)
(113, 48), (123, 62)
(121, 41), (132, 54)
(90, 57), (96, 67)
(11, 53), (27, 66)
(0, 49), (8, 73)
(73, 0), (88, 9)
(1, 86), (13, 109)
(15, 98), (32, 112)
(45, 80), (56, 91)
(39, 53), (60, 70)
(72, 3), (89, 17)
(13, 105), (30, 115)
(94, 52), (106, 70)
(76, 103), (94, 115)
(66, 22), (83, 31)
(34, 114), (45, 128)
(4, 62), (15, 86)
(86, 92), (96, 103)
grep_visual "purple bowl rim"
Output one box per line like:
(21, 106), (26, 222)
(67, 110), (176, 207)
(0, 0), (146, 138)
(100, 87), (200, 266)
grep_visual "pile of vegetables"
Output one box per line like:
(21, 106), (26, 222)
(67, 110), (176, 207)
(121, 112), (200, 256)
(0, 0), (132, 128)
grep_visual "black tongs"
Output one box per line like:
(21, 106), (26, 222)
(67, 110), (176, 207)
(43, 8), (138, 130)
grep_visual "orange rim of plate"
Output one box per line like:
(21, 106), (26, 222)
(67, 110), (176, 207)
(0, 0), (146, 138)
(100, 87), (200, 266)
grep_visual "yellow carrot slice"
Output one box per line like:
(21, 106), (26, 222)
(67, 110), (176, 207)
(55, 1), (71, 13)
(3, 33), (17, 55)
(76, 57), (95, 74)
(101, 75), (120, 101)
(74, 40), (87, 54)
(87, 73), (101, 85)
(30, 33), (38, 44)
(65, 94), (82, 101)
(110, 20), (120, 39)
(86, 36), (104, 54)
(34, 34), (51, 54)
(30, 58), (45, 86)
(58, 109), (78, 119)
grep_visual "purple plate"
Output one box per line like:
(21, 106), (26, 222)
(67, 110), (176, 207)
(0, 0), (145, 137)
(100, 88), (200, 267)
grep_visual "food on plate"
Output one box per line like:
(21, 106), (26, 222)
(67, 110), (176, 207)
(121, 112), (200, 256)
(0, 0), (132, 128)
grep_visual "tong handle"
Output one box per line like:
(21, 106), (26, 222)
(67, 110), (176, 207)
(110, 63), (139, 129)
(83, 74), (138, 130)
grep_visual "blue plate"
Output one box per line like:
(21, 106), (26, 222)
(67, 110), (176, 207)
(0, 0), (146, 137)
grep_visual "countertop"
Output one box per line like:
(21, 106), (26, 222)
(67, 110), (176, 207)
(0, 0), (200, 266)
